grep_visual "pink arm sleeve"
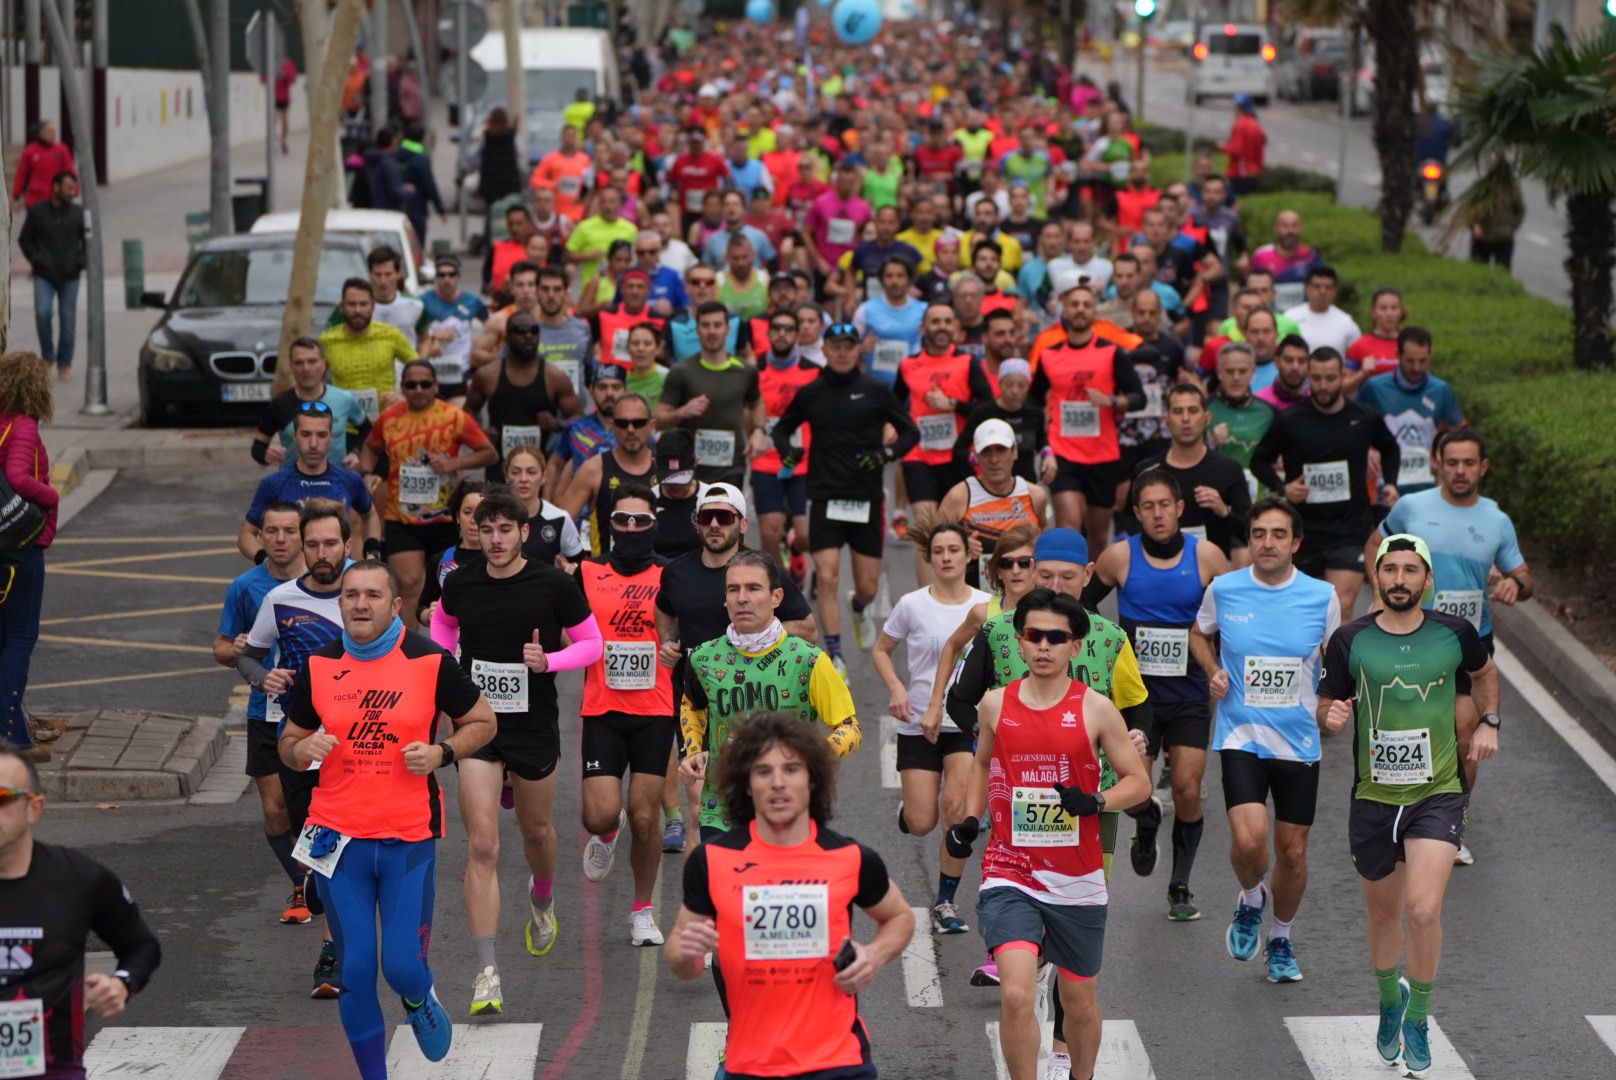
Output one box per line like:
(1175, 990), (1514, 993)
(544, 615), (604, 673)
(429, 604), (460, 654)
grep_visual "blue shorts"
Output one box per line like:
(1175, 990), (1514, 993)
(750, 469), (809, 517)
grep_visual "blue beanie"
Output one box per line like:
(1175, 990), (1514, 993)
(1035, 528), (1089, 566)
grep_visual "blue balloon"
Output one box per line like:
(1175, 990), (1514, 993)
(746, 0), (775, 23)
(832, 0), (881, 44)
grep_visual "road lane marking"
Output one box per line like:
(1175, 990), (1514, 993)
(52, 536), (238, 545)
(49, 547), (240, 570)
(986, 1020), (1156, 1080)
(881, 715), (900, 788)
(42, 602), (222, 626)
(39, 633), (214, 654)
(49, 567), (236, 584)
(30, 666), (224, 691)
(386, 1023), (543, 1078)
(686, 1022), (728, 1080)
(1285, 1015), (1474, 1079)
(620, 882), (664, 1080)
(902, 906), (944, 1006)
(86, 1026), (245, 1078)
(1524, 232), (1552, 247)
(1588, 1016), (1616, 1058)
(1495, 643), (1616, 798)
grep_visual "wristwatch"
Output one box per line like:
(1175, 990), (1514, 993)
(1479, 713), (1502, 730)
(436, 741), (456, 767)
(113, 969), (134, 994)
(1093, 792), (1107, 812)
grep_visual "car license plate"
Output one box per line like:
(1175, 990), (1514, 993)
(221, 382), (272, 403)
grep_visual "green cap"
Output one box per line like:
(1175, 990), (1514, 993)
(1375, 533), (1432, 570)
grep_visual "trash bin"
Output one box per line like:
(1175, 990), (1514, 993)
(232, 176), (270, 232)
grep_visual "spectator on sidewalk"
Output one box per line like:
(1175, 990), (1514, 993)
(362, 126), (409, 212)
(17, 171), (86, 382)
(273, 56), (296, 154)
(0, 353), (59, 759)
(9, 121), (75, 211)
(1222, 95), (1266, 197)
(397, 121), (446, 245)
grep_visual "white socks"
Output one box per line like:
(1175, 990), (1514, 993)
(1238, 883), (1265, 908)
(1269, 916), (1294, 943)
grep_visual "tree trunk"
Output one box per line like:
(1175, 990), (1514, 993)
(1365, 0), (1416, 253)
(1564, 192), (1614, 373)
(180, 0), (230, 236)
(0, 153), (10, 352)
(274, 0), (368, 393)
(297, 0), (345, 209)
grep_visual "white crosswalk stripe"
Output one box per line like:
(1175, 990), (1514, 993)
(985, 1019), (1156, 1080)
(1285, 1016), (1474, 1079)
(902, 906), (944, 1006)
(880, 715), (901, 788)
(386, 1022), (544, 1078)
(686, 1020), (728, 1080)
(85, 1026), (244, 1079)
(1588, 1015), (1616, 1058)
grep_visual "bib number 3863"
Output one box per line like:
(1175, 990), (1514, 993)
(743, 883), (829, 960)
(0, 998), (44, 1078)
(472, 659), (529, 713)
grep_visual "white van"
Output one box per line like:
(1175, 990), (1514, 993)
(469, 28), (621, 159)
(1189, 23), (1276, 106)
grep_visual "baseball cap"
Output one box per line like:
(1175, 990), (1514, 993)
(591, 362), (627, 386)
(1374, 533), (1432, 570)
(697, 481), (748, 519)
(656, 430), (696, 485)
(1234, 93), (1256, 113)
(973, 418), (1016, 453)
(434, 253), (461, 273)
(1035, 528), (1090, 566)
(824, 322), (860, 343)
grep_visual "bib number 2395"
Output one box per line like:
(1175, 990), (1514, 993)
(0, 998), (44, 1078)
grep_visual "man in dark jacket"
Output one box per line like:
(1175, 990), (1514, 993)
(17, 170), (86, 380)
(362, 126), (409, 211)
(396, 121), (446, 244)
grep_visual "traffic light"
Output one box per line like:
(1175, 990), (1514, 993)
(1135, 0), (1157, 16)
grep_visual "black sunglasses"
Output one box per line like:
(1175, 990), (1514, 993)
(614, 416), (651, 430)
(696, 508), (739, 527)
(401, 379), (436, 390)
(1019, 628), (1075, 645)
(997, 555), (1036, 571)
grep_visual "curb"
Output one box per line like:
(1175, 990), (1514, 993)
(40, 716), (229, 803)
(1492, 601), (1616, 743)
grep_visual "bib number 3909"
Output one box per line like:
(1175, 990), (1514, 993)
(0, 998), (44, 1078)
(743, 883), (830, 960)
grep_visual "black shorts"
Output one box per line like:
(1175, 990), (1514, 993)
(245, 721), (282, 778)
(581, 711), (676, 779)
(384, 519), (459, 558)
(895, 730), (975, 772)
(808, 497), (885, 558)
(1349, 793), (1469, 881)
(467, 714), (560, 782)
(281, 766), (319, 833)
(977, 887), (1106, 980)
(901, 460), (961, 505)
(1219, 749), (1320, 826)
(1049, 456), (1125, 506)
(749, 469), (809, 518)
(1131, 700), (1211, 757)
(1294, 540), (1367, 576)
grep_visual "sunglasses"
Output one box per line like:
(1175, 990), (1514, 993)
(997, 555), (1036, 570)
(1019, 628), (1075, 646)
(696, 508), (739, 527)
(401, 380), (436, 390)
(297, 400), (333, 414)
(610, 511), (657, 529)
(826, 322), (858, 337)
(437, 269), (459, 278)
(0, 787), (36, 807)
(614, 416), (651, 430)
(689, 277), (717, 286)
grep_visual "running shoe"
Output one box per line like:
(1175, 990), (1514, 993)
(310, 944), (341, 999)
(1225, 885), (1267, 962)
(1033, 962), (1055, 1025)
(1264, 937), (1303, 983)
(849, 591), (876, 651)
(1043, 1051), (1072, 1080)
(896, 804), (911, 835)
(969, 959), (1001, 987)
(1401, 1017), (1432, 1079)
(281, 885), (313, 925)
(662, 817), (687, 853)
(1377, 977), (1411, 1067)
(470, 966), (502, 1016)
(1453, 842), (1474, 866)
(888, 508), (909, 542)
(584, 809), (627, 882)
(831, 655), (849, 680)
(631, 908), (664, 947)
(930, 901), (968, 934)
(525, 879), (558, 957)
(1167, 883), (1201, 922)
(404, 987), (452, 1062)
(789, 551), (809, 591)
(1130, 797), (1162, 877)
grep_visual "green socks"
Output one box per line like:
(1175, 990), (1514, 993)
(1406, 978), (1434, 1023)
(1376, 967), (1402, 1008)
(663, 806), (683, 824)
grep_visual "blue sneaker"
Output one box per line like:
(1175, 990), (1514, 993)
(404, 987), (452, 1062)
(1401, 1017), (1431, 1079)
(1264, 937), (1302, 983)
(1225, 886), (1266, 961)
(1377, 978), (1411, 1066)
(662, 817), (687, 853)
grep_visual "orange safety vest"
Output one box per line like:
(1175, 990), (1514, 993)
(1039, 335), (1126, 465)
(899, 351), (976, 467)
(598, 306), (665, 366)
(579, 561), (673, 717)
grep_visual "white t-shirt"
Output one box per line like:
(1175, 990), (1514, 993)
(880, 585), (992, 737)
(374, 294), (425, 342)
(1047, 254), (1114, 296)
(964, 189), (1012, 222)
(1283, 303), (1362, 357)
(660, 239), (699, 277)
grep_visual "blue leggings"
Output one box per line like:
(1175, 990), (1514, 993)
(315, 838), (438, 1080)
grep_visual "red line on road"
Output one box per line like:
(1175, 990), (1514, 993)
(539, 838), (606, 1080)
(218, 1025), (357, 1079)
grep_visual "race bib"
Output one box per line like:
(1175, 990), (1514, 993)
(0, 998), (44, 1078)
(1244, 656), (1303, 708)
(917, 413), (956, 452)
(549, 358), (583, 397)
(743, 883), (829, 960)
(292, 823), (352, 879)
(1133, 626), (1188, 677)
(695, 428), (736, 467)
(1244, 468), (1260, 502)
(610, 327), (631, 362)
(472, 659), (530, 713)
(398, 462), (446, 516)
(871, 340), (906, 376)
(558, 175), (582, 197)
(1108, 159), (1131, 184)
(1059, 400), (1101, 439)
(1273, 282), (1306, 310)
(604, 640), (657, 691)
(825, 217), (856, 246)
(685, 188), (706, 213)
(501, 425), (545, 460)
(1396, 446), (1431, 488)
(825, 499), (871, 523)
(265, 696), (285, 727)
(431, 356), (466, 384)
(1183, 524), (1208, 541)
(1370, 727), (1434, 785)
(1434, 589), (1484, 629)
(1010, 785), (1078, 847)
(1303, 460), (1351, 504)
(1125, 380), (1164, 420)
(354, 387), (381, 423)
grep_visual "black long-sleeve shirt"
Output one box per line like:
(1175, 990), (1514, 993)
(1135, 446), (1252, 557)
(772, 367), (919, 502)
(1249, 396), (1401, 539)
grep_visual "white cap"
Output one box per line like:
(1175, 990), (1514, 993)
(973, 418), (1017, 453)
(697, 482), (748, 519)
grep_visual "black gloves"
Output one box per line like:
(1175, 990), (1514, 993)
(945, 816), (981, 859)
(1052, 783), (1103, 818)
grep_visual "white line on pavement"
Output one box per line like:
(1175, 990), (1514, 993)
(386, 1023), (543, 1079)
(85, 1027), (245, 1079)
(986, 1020), (1156, 1080)
(902, 907), (944, 1007)
(1524, 232), (1553, 247)
(1285, 1016), (1473, 1079)
(881, 715), (900, 789)
(1495, 642), (1616, 799)
(1587, 1015), (1616, 1059)
(686, 1021), (728, 1080)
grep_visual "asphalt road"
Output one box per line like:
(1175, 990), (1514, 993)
(30, 467), (1616, 1079)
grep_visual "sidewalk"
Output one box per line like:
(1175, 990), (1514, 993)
(32, 708), (237, 803)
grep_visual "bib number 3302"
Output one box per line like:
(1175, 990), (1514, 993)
(743, 883), (829, 960)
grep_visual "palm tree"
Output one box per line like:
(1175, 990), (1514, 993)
(1452, 25), (1616, 372)
(1362, 0), (1419, 252)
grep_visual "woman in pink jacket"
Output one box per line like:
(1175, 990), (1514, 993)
(0, 353), (59, 756)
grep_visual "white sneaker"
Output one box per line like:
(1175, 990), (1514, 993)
(524, 883), (558, 958)
(584, 809), (627, 882)
(849, 591), (876, 651)
(1453, 842), (1475, 866)
(631, 907), (664, 946)
(470, 966), (502, 1016)
(1044, 1050), (1072, 1080)
(1033, 961), (1056, 1026)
